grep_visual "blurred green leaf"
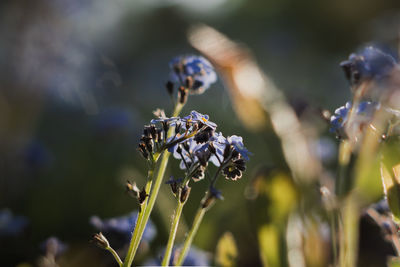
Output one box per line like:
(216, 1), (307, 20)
(388, 257), (400, 267)
(248, 170), (298, 267)
(215, 232), (238, 267)
(380, 162), (400, 224)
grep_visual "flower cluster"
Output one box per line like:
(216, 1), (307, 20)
(168, 112), (250, 182)
(330, 46), (400, 141)
(169, 55), (217, 95)
(137, 110), (221, 162)
(137, 116), (179, 161)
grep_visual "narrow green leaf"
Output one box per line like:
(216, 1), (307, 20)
(380, 162), (400, 224)
(388, 257), (400, 267)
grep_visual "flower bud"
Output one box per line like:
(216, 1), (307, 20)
(180, 185), (191, 203)
(92, 232), (109, 249)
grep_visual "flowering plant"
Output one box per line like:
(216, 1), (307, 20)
(90, 55), (249, 266)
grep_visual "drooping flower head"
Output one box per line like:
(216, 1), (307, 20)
(169, 55), (217, 94)
(340, 46), (397, 86)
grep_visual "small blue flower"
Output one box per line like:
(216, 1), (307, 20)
(90, 211), (156, 243)
(182, 111), (217, 130)
(95, 108), (133, 134)
(40, 236), (67, 257)
(0, 209), (29, 237)
(169, 55), (217, 94)
(170, 137), (208, 170)
(330, 101), (379, 136)
(226, 135), (250, 161)
(210, 187), (224, 200)
(150, 116), (180, 126)
(330, 102), (352, 134)
(340, 46), (397, 85)
(209, 132), (228, 166)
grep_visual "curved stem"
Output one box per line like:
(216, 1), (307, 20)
(106, 246), (123, 267)
(162, 199), (185, 266)
(175, 207), (206, 266)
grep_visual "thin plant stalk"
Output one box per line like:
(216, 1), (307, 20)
(106, 246), (123, 267)
(128, 171), (154, 255)
(175, 206), (206, 266)
(123, 167), (155, 267)
(339, 197), (359, 267)
(123, 102), (184, 267)
(161, 199), (185, 266)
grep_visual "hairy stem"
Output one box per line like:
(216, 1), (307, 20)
(123, 168), (154, 267)
(175, 207), (206, 266)
(106, 246), (123, 267)
(162, 199), (185, 266)
(122, 103), (183, 267)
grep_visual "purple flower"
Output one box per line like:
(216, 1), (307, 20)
(226, 135), (250, 161)
(0, 209), (29, 237)
(40, 237), (67, 257)
(330, 101), (379, 138)
(150, 116), (180, 126)
(182, 111), (217, 130)
(169, 55), (217, 94)
(330, 102), (352, 134)
(170, 137), (208, 170)
(340, 46), (397, 85)
(90, 211), (156, 243)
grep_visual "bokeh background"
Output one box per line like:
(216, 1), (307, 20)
(2, 0), (400, 266)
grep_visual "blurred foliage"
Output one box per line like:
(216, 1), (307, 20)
(215, 232), (238, 267)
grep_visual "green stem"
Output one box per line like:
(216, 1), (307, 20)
(122, 103), (183, 267)
(339, 197), (359, 267)
(172, 102), (184, 117)
(123, 169), (154, 267)
(106, 246), (123, 267)
(162, 199), (185, 266)
(175, 207), (206, 266)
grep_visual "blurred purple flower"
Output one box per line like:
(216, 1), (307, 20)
(182, 111), (217, 130)
(40, 236), (68, 257)
(23, 141), (53, 170)
(0, 209), (29, 237)
(340, 46), (398, 85)
(330, 101), (379, 138)
(169, 55), (217, 94)
(90, 211), (156, 243)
